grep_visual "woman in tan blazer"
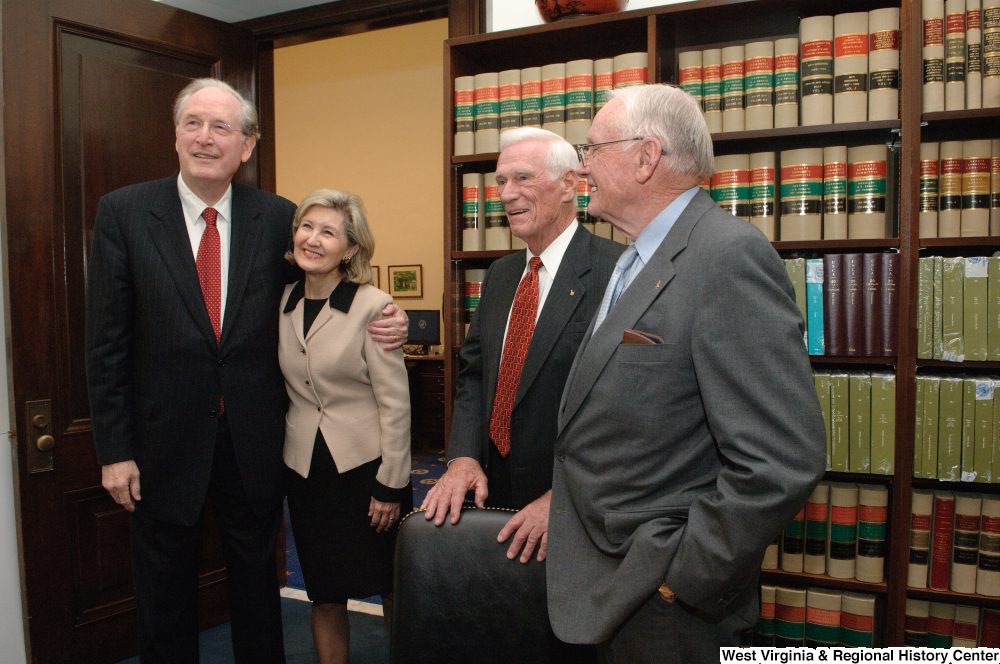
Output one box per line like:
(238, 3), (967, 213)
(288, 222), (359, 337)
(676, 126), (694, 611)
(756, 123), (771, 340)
(280, 189), (410, 664)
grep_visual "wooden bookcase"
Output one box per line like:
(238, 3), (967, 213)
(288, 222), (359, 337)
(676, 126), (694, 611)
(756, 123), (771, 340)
(440, 0), (1000, 646)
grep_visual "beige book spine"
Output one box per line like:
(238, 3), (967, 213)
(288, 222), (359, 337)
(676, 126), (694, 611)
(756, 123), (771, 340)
(801, 15), (835, 125)
(847, 144), (889, 239)
(869, 7), (901, 120)
(613, 52), (647, 89)
(711, 153), (751, 222)
(564, 59), (594, 146)
(951, 492), (982, 593)
(924, 0), (947, 112)
(761, 539), (779, 569)
(920, 142), (941, 237)
(827, 482), (859, 579)
(454, 76), (476, 156)
(745, 41), (774, 130)
(592, 222), (612, 240)
(474, 72), (500, 153)
(750, 151), (777, 240)
(461, 173), (486, 251)
(850, 373), (872, 473)
(963, 139), (993, 235)
(953, 605), (981, 646)
(938, 376), (965, 480)
(498, 69), (521, 133)
(541, 63), (566, 138)
(834, 12), (869, 123)
(483, 173), (510, 251)
(977, 494), (1000, 595)
(992, 139), (1000, 233)
(804, 482), (831, 574)
(721, 45), (746, 132)
(871, 373), (896, 475)
(968, 0), (984, 108)
(520, 67), (542, 128)
(985, 0), (1000, 107)
(946, 0), (968, 109)
(780, 147), (824, 240)
(774, 38), (800, 128)
(940, 140), (965, 236)
(511, 235), (528, 250)
(611, 228), (628, 245)
(823, 146), (849, 239)
(702, 49), (723, 133)
(909, 489), (934, 588)
(593, 59), (614, 114)
(856, 484), (888, 583)
(678, 50), (703, 105)
(964, 257), (989, 360)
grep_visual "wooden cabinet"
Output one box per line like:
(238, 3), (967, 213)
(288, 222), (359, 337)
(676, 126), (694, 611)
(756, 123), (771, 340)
(406, 356), (445, 451)
(440, 0), (1000, 646)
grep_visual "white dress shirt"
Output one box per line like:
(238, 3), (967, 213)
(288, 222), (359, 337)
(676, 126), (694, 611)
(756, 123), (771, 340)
(177, 174), (232, 323)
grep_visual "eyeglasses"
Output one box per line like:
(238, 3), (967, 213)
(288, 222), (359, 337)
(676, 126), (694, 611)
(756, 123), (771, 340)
(574, 137), (667, 166)
(179, 119), (241, 138)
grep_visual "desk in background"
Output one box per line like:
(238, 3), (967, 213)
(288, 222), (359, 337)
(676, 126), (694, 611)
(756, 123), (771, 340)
(405, 355), (444, 451)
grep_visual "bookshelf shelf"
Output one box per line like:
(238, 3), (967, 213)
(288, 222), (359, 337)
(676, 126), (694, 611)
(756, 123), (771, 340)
(824, 471), (894, 485)
(906, 588), (1000, 610)
(452, 153), (498, 165)
(910, 478), (1000, 495)
(452, 250), (517, 260)
(920, 237), (1000, 248)
(773, 239), (900, 251)
(760, 569), (888, 595)
(808, 356), (896, 365)
(917, 359), (1000, 370)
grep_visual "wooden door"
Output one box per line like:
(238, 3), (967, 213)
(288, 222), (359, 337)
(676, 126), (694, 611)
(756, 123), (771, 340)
(3, 1), (257, 661)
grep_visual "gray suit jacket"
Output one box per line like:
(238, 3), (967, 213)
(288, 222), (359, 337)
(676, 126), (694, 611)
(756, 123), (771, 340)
(548, 190), (826, 642)
(449, 224), (622, 508)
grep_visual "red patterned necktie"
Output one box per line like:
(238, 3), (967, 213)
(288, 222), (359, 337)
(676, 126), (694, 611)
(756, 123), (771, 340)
(489, 257), (542, 457)
(196, 207), (224, 413)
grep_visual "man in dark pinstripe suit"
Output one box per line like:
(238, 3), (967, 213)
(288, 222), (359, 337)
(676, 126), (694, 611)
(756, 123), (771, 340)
(84, 78), (407, 664)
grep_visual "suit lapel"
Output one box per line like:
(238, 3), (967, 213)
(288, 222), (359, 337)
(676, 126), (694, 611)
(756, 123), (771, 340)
(146, 178), (219, 350)
(304, 303), (335, 342)
(221, 184), (264, 348)
(512, 226), (590, 408)
(559, 191), (714, 430)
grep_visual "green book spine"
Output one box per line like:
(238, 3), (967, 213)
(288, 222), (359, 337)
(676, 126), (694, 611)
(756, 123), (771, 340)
(963, 378), (978, 480)
(975, 379), (995, 483)
(814, 372), (833, 471)
(938, 377), (964, 481)
(993, 379), (1000, 483)
(830, 373), (851, 473)
(965, 257), (989, 361)
(919, 257), (934, 359)
(785, 258), (807, 348)
(990, 257), (1000, 361)
(942, 256), (966, 362)
(915, 376), (925, 478)
(871, 373), (896, 475)
(923, 376), (941, 479)
(933, 256), (944, 360)
(850, 373), (872, 473)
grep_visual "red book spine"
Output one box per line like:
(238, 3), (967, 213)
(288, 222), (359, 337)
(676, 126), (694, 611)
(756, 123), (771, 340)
(982, 609), (1000, 647)
(863, 253), (883, 357)
(930, 494), (956, 590)
(844, 253), (864, 356)
(881, 252), (899, 356)
(824, 254), (846, 356)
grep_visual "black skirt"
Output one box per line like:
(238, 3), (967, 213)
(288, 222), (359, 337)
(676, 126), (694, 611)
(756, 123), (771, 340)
(285, 430), (413, 604)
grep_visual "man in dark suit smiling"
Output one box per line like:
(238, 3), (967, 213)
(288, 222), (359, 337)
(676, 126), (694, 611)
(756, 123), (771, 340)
(85, 78), (406, 664)
(422, 127), (621, 568)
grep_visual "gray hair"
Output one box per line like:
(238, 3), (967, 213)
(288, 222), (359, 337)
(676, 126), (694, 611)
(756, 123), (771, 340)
(173, 78), (261, 141)
(285, 189), (376, 286)
(606, 84), (714, 181)
(498, 127), (579, 180)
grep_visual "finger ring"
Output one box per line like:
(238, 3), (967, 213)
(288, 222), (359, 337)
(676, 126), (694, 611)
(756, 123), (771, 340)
(393, 335), (396, 341)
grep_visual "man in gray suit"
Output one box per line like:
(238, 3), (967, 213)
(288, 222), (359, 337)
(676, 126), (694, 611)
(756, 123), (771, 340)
(422, 127), (621, 566)
(547, 84), (826, 661)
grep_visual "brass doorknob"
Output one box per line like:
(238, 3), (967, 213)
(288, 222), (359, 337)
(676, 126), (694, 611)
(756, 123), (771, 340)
(36, 435), (54, 452)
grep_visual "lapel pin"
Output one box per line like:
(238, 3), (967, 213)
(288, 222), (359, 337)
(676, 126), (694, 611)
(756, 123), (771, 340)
(570, 290), (575, 296)
(655, 280), (661, 289)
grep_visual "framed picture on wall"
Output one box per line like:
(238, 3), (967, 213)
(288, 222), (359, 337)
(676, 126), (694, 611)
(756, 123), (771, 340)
(371, 265), (380, 290)
(388, 265), (423, 298)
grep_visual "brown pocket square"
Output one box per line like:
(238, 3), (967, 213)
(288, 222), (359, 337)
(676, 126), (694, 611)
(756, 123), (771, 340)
(622, 329), (664, 345)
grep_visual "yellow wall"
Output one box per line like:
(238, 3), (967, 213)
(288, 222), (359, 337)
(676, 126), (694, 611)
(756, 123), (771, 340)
(274, 18), (447, 318)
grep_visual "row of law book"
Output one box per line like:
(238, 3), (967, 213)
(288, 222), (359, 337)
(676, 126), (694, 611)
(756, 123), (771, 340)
(789, 254), (899, 358)
(922, 0), (1000, 112)
(914, 375), (1000, 483)
(814, 372), (896, 475)
(764, 482), (888, 583)
(680, 8), (900, 133)
(908, 490), (1000, 595)
(461, 174), (630, 251)
(710, 144), (894, 242)
(905, 600), (1000, 647)
(919, 139), (1000, 238)
(916, 256), (1000, 362)
(453, 52), (647, 156)
(752, 586), (877, 647)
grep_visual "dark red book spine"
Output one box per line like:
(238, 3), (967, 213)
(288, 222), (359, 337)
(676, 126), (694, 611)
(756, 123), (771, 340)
(823, 254), (846, 356)
(863, 253), (883, 356)
(844, 253), (864, 356)
(929, 494), (955, 590)
(982, 609), (1000, 648)
(881, 252), (899, 356)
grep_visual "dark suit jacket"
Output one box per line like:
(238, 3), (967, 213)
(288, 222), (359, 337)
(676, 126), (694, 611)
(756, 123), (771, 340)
(548, 190), (827, 642)
(85, 175), (298, 527)
(448, 224), (622, 509)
